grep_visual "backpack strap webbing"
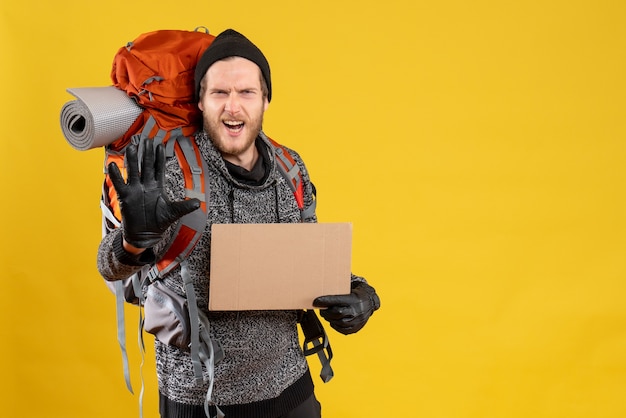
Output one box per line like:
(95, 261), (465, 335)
(147, 134), (208, 278)
(267, 136), (317, 221)
(140, 132), (214, 384)
(299, 309), (334, 382)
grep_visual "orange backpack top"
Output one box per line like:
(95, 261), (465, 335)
(110, 27), (215, 147)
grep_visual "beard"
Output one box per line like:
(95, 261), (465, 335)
(203, 111), (264, 158)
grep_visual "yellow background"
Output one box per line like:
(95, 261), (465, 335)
(1, 1), (625, 417)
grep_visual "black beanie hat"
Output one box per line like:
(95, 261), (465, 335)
(194, 29), (272, 102)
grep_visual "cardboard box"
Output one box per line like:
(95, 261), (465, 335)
(209, 223), (352, 311)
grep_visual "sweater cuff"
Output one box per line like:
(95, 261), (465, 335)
(112, 233), (156, 266)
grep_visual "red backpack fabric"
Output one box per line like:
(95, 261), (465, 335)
(108, 28), (215, 151)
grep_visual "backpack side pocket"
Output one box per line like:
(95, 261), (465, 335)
(144, 281), (191, 350)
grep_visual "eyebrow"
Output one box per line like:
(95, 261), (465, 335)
(209, 86), (261, 93)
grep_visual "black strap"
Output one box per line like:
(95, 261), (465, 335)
(299, 310), (334, 382)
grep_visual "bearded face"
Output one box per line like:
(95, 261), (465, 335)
(198, 57), (269, 168)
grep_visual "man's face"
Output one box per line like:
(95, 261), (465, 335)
(198, 57), (269, 164)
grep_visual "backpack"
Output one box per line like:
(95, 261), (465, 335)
(98, 28), (333, 415)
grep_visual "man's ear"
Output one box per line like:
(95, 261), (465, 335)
(198, 100), (204, 111)
(263, 98), (269, 112)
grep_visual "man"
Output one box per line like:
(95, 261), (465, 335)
(97, 29), (380, 418)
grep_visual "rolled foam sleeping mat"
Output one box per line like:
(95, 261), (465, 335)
(60, 86), (142, 151)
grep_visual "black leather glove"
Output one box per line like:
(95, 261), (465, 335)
(108, 141), (201, 249)
(313, 281), (381, 335)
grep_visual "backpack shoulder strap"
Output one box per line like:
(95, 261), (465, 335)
(146, 133), (209, 280)
(266, 136), (336, 382)
(266, 136), (316, 221)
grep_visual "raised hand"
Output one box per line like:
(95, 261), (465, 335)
(108, 140), (201, 249)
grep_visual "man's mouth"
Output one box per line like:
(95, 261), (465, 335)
(223, 120), (244, 133)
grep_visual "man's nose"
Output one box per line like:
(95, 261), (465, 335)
(225, 94), (241, 114)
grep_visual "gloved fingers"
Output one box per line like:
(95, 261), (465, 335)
(323, 307), (371, 324)
(330, 313), (369, 335)
(313, 294), (354, 308)
(164, 199), (202, 223)
(140, 140), (156, 187)
(125, 143), (141, 185)
(108, 161), (127, 194)
(321, 310), (364, 334)
(330, 321), (365, 335)
(319, 306), (354, 321)
(154, 143), (166, 187)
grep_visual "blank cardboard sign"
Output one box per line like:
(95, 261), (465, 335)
(209, 223), (352, 311)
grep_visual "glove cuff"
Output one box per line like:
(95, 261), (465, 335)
(113, 233), (156, 266)
(122, 230), (163, 250)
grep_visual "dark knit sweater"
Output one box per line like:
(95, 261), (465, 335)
(97, 131), (323, 416)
